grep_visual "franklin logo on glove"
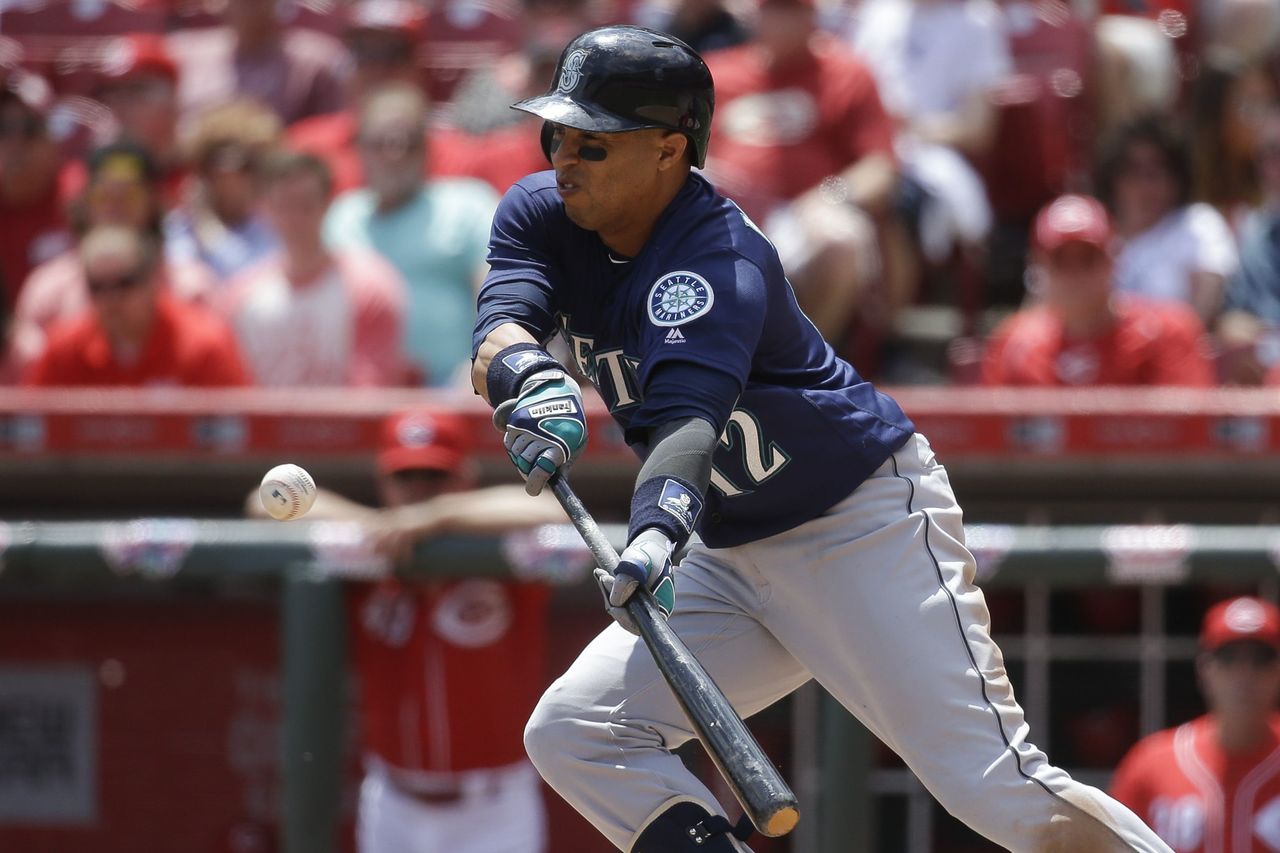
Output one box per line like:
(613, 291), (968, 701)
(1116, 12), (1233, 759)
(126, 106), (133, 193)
(528, 400), (578, 418)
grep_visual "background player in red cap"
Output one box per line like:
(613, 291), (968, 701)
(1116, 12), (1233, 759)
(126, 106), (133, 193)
(248, 409), (564, 852)
(1111, 596), (1280, 851)
(982, 193), (1216, 386)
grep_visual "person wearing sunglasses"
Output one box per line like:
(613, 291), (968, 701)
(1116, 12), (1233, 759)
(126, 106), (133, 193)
(1111, 596), (1280, 851)
(22, 224), (247, 387)
(9, 142), (218, 373)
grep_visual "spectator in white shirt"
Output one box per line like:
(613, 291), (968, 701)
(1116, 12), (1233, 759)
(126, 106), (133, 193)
(1096, 115), (1238, 325)
(848, 0), (1011, 263)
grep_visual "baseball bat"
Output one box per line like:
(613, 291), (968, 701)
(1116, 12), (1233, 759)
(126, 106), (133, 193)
(549, 474), (800, 838)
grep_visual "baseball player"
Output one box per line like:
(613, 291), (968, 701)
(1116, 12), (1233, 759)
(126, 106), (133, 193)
(1111, 596), (1280, 852)
(471, 25), (1176, 853)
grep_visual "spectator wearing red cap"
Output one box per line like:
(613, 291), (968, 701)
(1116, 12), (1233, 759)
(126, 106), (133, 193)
(65, 33), (190, 207)
(9, 141), (216, 372)
(703, 0), (899, 343)
(0, 71), (70, 313)
(166, 0), (348, 130)
(222, 151), (408, 387)
(23, 225), (247, 387)
(981, 194), (1216, 386)
(1111, 596), (1280, 852)
(246, 409), (564, 853)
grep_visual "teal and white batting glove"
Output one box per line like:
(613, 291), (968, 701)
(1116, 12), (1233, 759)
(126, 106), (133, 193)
(595, 528), (676, 634)
(493, 369), (588, 496)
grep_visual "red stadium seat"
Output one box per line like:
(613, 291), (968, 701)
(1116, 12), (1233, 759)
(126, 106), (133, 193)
(418, 0), (524, 103)
(0, 0), (167, 94)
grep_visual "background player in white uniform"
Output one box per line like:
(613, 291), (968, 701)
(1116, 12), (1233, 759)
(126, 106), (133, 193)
(471, 25), (1177, 853)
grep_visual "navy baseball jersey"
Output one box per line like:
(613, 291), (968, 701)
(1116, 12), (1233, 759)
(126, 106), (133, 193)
(474, 171), (914, 548)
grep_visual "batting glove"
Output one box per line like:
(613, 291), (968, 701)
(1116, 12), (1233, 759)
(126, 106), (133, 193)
(493, 369), (588, 496)
(595, 528), (676, 634)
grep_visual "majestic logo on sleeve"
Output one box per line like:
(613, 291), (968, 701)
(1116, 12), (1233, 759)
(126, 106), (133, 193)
(658, 479), (703, 534)
(647, 271), (714, 327)
(557, 49), (588, 93)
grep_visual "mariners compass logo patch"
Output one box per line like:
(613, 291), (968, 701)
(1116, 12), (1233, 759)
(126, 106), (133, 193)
(647, 271), (714, 327)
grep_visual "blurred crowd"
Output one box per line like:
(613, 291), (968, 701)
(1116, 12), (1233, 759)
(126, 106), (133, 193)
(3, 0), (1280, 390)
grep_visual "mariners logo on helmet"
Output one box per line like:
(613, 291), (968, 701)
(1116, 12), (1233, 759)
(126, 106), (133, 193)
(557, 49), (588, 94)
(511, 25), (716, 168)
(647, 271), (714, 327)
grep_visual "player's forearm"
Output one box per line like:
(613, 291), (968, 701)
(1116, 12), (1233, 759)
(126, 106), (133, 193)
(472, 322), (541, 403)
(415, 486), (567, 536)
(636, 417), (718, 496)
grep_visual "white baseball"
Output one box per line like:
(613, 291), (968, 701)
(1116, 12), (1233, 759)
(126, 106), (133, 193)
(259, 463), (317, 521)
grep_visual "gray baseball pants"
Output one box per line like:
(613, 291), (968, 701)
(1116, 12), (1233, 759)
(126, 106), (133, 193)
(525, 433), (1174, 853)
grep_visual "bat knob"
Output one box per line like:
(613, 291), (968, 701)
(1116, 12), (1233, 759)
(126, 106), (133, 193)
(763, 806), (800, 837)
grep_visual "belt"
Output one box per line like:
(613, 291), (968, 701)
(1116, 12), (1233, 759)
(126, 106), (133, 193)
(400, 785), (465, 806)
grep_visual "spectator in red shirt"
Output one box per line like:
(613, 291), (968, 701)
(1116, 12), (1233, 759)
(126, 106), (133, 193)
(246, 409), (565, 853)
(0, 72), (70, 313)
(1111, 597), (1280, 852)
(222, 150), (407, 387)
(167, 0), (349, 129)
(93, 33), (186, 202)
(23, 224), (247, 387)
(11, 142), (216, 371)
(982, 194), (1216, 386)
(704, 0), (899, 341)
(286, 0), (432, 196)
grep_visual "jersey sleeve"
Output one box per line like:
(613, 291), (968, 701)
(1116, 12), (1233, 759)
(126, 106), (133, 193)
(473, 182), (561, 356)
(627, 254), (767, 435)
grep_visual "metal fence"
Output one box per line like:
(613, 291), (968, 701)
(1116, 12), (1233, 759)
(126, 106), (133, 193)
(2, 520), (1278, 852)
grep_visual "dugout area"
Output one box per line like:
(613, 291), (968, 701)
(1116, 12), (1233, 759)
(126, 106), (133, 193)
(0, 387), (1277, 853)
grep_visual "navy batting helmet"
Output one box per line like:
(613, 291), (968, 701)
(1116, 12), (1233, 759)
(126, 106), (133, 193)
(512, 25), (715, 168)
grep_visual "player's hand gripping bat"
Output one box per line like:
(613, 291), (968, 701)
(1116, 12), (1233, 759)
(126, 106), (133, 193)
(549, 473), (801, 838)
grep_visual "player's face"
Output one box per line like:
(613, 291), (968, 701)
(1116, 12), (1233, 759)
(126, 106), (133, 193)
(548, 124), (683, 240)
(1199, 642), (1280, 719)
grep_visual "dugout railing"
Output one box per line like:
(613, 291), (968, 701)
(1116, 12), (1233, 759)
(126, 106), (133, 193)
(3, 521), (1280, 853)
(2, 387), (1279, 851)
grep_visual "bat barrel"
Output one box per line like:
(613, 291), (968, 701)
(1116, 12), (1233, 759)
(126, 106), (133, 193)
(550, 474), (800, 837)
(630, 590), (800, 837)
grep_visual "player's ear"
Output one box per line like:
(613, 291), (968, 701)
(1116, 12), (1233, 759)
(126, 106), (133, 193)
(656, 131), (689, 171)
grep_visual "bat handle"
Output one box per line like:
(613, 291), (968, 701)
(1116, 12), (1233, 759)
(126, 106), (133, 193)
(550, 474), (620, 573)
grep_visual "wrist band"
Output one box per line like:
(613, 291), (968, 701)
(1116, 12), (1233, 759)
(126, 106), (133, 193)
(628, 475), (704, 549)
(486, 343), (561, 405)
